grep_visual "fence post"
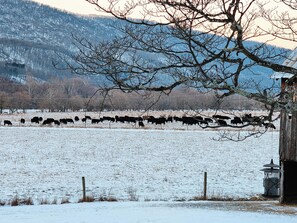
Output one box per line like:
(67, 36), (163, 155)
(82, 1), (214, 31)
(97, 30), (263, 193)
(203, 172), (207, 200)
(82, 176), (86, 202)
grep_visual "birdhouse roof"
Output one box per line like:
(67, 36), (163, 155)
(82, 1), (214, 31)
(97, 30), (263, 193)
(271, 47), (297, 79)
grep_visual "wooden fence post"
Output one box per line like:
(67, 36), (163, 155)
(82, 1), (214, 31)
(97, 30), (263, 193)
(82, 176), (86, 202)
(203, 172), (207, 200)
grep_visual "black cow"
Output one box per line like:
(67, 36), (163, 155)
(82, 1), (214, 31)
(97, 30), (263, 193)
(31, 116), (40, 124)
(181, 116), (199, 125)
(91, 118), (102, 124)
(74, 116), (80, 121)
(155, 117), (166, 125)
(54, 120), (60, 126)
(194, 116), (203, 120)
(143, 116), (155, 122)
(115, 116), (136, 123)
(147, 117), (166, 125)
(173, 116), (183, 122)
(231, 117), (243, 125)
(242, 114), (263, 124)
(263, 122), (276, 129)
(20, 118), (25, 124)
(213, 115), (231, 120)
(66, 118), (74, 124)
(42, 118), (55, 125)
(204, 118), (213, 123)
(103, 116), (115, 122)
(4, 120), (12, 126)
(59, 119), (68, 124)
(82, 116), (92, 123)
(115, 116), (125, 123)
(138, 121), (145, 127)
(166, 116), (173, 122)
(217, 119), (227, 126)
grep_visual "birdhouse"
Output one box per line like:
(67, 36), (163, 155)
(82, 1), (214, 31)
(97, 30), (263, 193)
(260, 159), (280, 197)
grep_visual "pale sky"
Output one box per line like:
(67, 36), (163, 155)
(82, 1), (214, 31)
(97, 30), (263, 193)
(31, 0), (100, 15)
(30, 0), (296, 50)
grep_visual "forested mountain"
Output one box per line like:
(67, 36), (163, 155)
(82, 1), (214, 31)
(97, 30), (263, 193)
(0, 0), (290, 87)
(0, 0), (120, 82)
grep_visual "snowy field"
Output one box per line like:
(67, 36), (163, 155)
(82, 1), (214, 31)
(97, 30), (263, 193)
(1, 111), (295, 223)
(0, 125), (279, 204)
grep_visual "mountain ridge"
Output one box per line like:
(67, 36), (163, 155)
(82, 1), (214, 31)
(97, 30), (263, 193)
(0, 0), (120, 81)
(0, 0), (290, 88)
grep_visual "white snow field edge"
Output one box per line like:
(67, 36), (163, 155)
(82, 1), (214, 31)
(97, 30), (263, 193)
(1, 201), (297, 223)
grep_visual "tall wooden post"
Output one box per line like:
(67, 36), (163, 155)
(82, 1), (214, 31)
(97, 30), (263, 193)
(82, 177), (86, 202)
(203, 172), (207, 200)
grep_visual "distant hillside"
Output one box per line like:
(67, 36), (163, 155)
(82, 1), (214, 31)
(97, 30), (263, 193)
(0, 0), (291, 88)
(0, 0), (121, 82)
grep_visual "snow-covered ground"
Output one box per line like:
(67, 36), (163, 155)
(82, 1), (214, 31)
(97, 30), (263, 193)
(1, 111), (293, 222)
(1, 201), (297, 223)
(0, 126), (279, 203)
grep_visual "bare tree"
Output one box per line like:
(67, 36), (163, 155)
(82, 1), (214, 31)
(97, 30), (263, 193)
(0, 91), (9, 113)
(10, 91), (31, 112)
(59, 0), (297, 143)
(67, 0), (296, 117)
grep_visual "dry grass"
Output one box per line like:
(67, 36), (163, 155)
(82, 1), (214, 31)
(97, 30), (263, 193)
(189, 194), (270, 202)
(78, 196), (95, 203)
(2, 194), (297, 216)
(10, 197), (19, 206)
(10, 196), (33, 206)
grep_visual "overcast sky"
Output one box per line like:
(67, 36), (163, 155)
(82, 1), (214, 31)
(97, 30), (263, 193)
(30, 0), (296, 50)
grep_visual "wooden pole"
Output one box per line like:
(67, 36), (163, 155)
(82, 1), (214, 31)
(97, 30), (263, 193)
(203, 172), (207, 200)
(82, 176), (86, 202)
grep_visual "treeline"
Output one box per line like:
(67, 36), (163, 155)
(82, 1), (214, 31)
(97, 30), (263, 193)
(0, 76), (265, 113)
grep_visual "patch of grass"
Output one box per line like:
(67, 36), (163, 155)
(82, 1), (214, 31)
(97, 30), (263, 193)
(189, 195), (206, 201)
(10, 196), (33, 206)
(10, 197), (19, 206)
(20, 197), (34, 205)
(207, 195), (235, 201)
(189, 194), (271, 202)
(78, 195), (95, 203)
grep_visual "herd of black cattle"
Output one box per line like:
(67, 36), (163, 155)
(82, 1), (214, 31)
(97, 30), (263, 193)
(1, 113), (276, 129)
